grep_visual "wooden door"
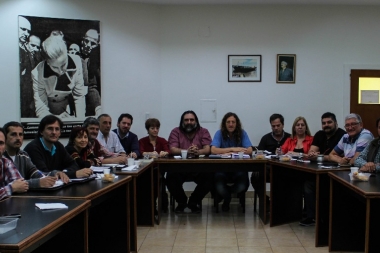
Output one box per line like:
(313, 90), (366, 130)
(350, 69), (380, 136)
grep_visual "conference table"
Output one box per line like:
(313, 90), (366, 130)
(269, 160), (349, 247)
(12, 175), (133, 253)
(0, 197), (90, 253)
(155, 157), (268, 224)
(329, 171), (380, 253)
(114, 161), (155, 227)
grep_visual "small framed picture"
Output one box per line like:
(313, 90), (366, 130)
(228, 55), (262, 82)
(277, 54), (296, 83)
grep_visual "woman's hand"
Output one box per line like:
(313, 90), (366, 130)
(76, 168), (93, 178)
(159, 151), (168, 157)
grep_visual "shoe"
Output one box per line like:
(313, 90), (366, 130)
(299, 217), (315, 226)
(188, 202), (201, 213)
(222, 202), (230, 212)
(175, 203), (187, 214)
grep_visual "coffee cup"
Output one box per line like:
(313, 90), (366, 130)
(127, 158), (135, 166)
(181, 150), (188, 159)
(103, 168), (110, 175)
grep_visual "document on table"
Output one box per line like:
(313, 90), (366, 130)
(35, 203), (68, 210)
(70, 174), (97, 181)
(49, 180), (64, 188)
(121, 165), (137, 171)
(231, 153), (250, 158)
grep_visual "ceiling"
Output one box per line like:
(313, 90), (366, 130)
(120, 0), (380, 5)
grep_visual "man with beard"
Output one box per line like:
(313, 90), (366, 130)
(300, 112), (346, 226)
(113, 113), (140, 158)
(166, 110), (213, 213)
(250, 114), (290, 208)
(0, 127), (29, 200)
(84, 117), (127, 164)
(3, 122), (56, 188)
(96, 114), (125, 154)
(81, 29), (101, 116)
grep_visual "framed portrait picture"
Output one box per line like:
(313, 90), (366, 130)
(18, 15), (101, 138)
(228, 55), (262, 82)
(277, 54), (296, 83)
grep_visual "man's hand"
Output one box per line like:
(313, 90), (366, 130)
(56, 171), (70, 184)
(360, 162), (376, 172)
(39, 176), (57, 188)
(307, 151), (320, 159)
(188, 145), (199, 155)
(115, 156), (127, 164)
(11, 179), (29, 193)
(340, 157), (351, 164)
(159, 151), (168, 157)
(76, 168), (93, 178)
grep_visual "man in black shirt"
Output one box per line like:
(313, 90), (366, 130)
(300, 112), (345, 226)
(251, 114), (290, 207)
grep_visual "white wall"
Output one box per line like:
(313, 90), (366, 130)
(159, 5), (380, 143)
(1, 0), (380, 190)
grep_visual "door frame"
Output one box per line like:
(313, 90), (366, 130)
(344, 64), (380, 118)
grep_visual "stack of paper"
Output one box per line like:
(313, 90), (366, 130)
(35, 203), (68, 210)
(122, 165), (137, 171)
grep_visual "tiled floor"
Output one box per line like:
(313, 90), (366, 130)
(137, 198), (362, 253)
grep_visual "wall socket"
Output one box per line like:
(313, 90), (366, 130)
(145, 112), (150, 120)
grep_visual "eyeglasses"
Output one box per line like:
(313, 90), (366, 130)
(344, 122), (359, 129)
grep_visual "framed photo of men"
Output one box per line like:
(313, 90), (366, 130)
(277, 54), (296, 84)
(18, 15), (101, 138)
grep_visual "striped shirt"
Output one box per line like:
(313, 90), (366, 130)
(333, 129), (374, 158)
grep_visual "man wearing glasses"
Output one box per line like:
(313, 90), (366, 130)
(300, 112), (346, 226)
(329, 113), (373, 165)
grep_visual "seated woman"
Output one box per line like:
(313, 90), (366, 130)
(355, 118), (380, 173)
(211, 112), (252, 211)
(281, 116), (313, 156)
(139, 118), (170, 213)
(65, 127), (101, 178)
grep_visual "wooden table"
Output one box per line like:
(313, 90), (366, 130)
(155, 157), (268, 224)
(12, 175), (133, 253)
(329, 171), (380, 253)
(0, 197), (90, 253)
(270, 160), (349, 247)
(114, 161), (155, 228)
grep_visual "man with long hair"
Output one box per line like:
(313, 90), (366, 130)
(166, 110), (213, 213)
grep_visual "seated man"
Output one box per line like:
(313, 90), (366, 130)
(113, 113), (140, 158)
(0, 127), (28, 200)
(301, 112), (345, 226)
(97, 114), (125, 154)
(3, 121), (56, 188)
(251, 113), (290, 206)
(24, 115), (83, 183)
(166, 110), (213, 213)
(354, 117), (380, 173)
(83, 117), (127, 164)
(329, 113), (373, 165)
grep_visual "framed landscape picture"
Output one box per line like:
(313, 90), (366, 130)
(277, 54), (296, 83)
(228, 55), (262, 82)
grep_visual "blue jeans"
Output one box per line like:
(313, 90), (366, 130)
(215, 171), (249, 204)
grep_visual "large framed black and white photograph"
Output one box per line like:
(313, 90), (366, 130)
(228, 55), (262, 82)
(19, 15), (101, 138)
(277, 54), (296, 84)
